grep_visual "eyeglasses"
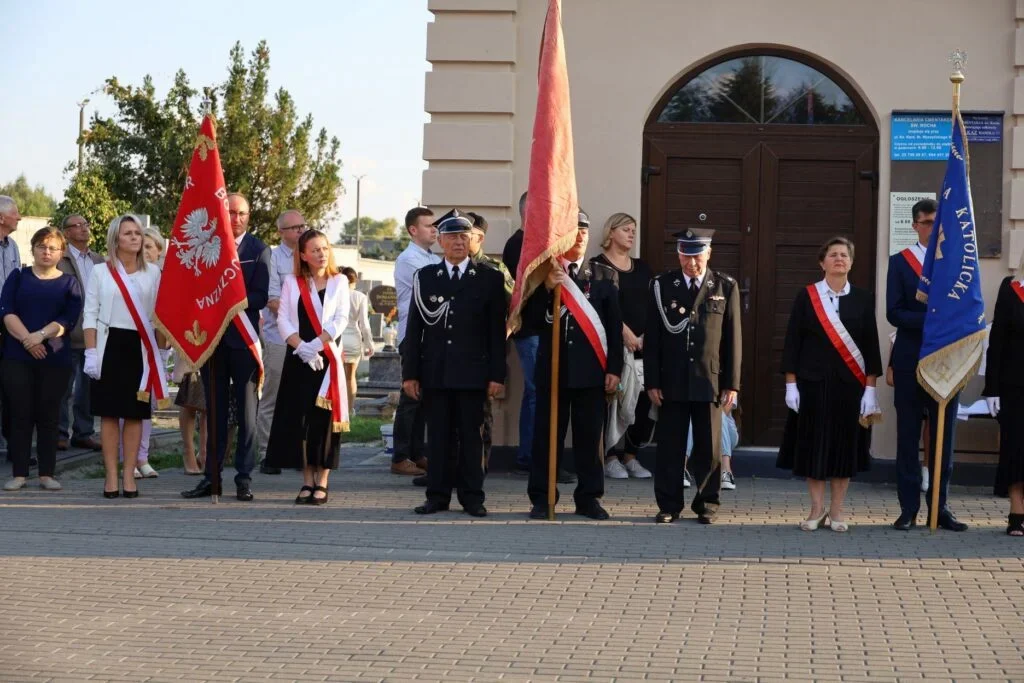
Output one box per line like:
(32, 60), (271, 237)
(914, 219), (935, 226)
(34, 245), (62, 253)
(281, 224), (308, 232)
(228, 210), (249, 217)
(64, 221), (90, 229)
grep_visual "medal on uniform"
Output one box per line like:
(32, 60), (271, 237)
(469, 268), (477, 276)
(430, 295), (438, 303)
(437, 296), (444, 302)
(673, 278), (681, 287)
(670, 300), (678, 309)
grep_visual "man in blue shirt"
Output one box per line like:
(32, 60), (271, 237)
(391, 207), (438, 475)
(0, 195), (23, 461)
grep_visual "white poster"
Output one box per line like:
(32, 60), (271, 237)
(889, 192), (936, 255)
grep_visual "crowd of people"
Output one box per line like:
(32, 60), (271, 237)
(0, 191), (1022, 535)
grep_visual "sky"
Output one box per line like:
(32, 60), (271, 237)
(0, 0), (431, 236)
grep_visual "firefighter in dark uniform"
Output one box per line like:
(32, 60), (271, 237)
(524, 211), (623, 520)
(402, 209), (507, 517)
(644, 229), (741, 524)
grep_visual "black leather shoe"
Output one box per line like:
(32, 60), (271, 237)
(236, 485), (254, 502)
(464, 505), (487, 517)
(528, 504), (548, 519)
(696, 513), (715, 525)
(414, 500), (449, 514)
(655, 511), (678, 524)
(893, 513), (917, 531)
(937, 512), (968, 532)
(259, 464), (281, 475)
(575, 503), (610, 520)
(557, 468), (576, 484)
(181, 480), (213, 499)
(412, 475), (428, 487)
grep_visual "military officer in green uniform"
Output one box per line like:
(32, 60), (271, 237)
(644, 229), (741, 524)
(463, 211), (513, 470)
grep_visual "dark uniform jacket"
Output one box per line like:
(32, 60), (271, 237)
(781, 285), (882, 385)
(523, 260), (624, 389)
(885, 251), (927, 373)
(223, 233), (271, 350)
(402, 260), (507, 390)
(57, 248), (105, 349)
(644, 268), (741, 403)
(983, 277), (1024, 395)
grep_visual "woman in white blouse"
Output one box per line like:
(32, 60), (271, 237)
(264, 230), (350, 505)
(83, 215), (164, 499)
(339, 267), (374, 410)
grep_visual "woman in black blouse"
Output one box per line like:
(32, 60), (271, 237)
(590, 212), (654, 479)
(982, 275), (1024, 536)
(777, 237), (882, 532)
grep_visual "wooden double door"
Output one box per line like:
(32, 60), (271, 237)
(641, 129), (878, 445)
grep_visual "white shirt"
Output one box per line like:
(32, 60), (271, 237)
(395, 242), (441, 344)
(235, 232), (246, 247)
(820, 279), (850, 312)
(67, 243), (96, 289)
(445, 257), (470, 279)
(911, 242), (926, 262)
(565, 257), (584, 275)
(261, 242), (294, 346)
(683, 274), (705, 291)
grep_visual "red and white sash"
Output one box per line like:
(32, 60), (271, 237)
(231, 311), (264, 398)
(297, 276), (349, 432)
(558, 258), (608, 371)
(806, 281), (866, 387)
(107, 261), (170, 406)
(1011, 279), (1024, 303)
(900, 247), (923, 278)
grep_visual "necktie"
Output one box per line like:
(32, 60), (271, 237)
(689, 278), (699, 298)
(451, 266), (460, 282)
(568, 263), (578, 279)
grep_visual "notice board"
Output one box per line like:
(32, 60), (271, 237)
(889, 110), (1003, 258)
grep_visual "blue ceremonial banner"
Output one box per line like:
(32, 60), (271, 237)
(915, 110), (987, 402)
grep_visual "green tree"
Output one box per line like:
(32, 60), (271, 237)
(0, 175), (57, 217)
(342, 216), (401, 239)
(51, 167), (131, 252)
(79, 41), (342, 244)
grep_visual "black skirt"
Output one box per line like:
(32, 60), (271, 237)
(90, 327), (152, 420)
(994, 385), (1024, 497)
(777, 375), (871, 479)
(264, 288), (342, 470)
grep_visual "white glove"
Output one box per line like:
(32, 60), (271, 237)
(307, 337), (324, 353)
(307, 354), (325, 372)
(785, 382), (800, 413)
(986, 396), (1001, 417)
(860, 386), (880, 417)
(295, 341), (319, 363)
(84, 348), (101, 380)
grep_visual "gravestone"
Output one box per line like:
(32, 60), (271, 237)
(368, 285), (397, 317)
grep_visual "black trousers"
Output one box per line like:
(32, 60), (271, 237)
(893, 370), (957, 516)
(393, 340), (427, 464)
(423, 388), (486, 508)
(2, 359), (71, 478)
(655, 400), (723, 516)
(201, 344), (258, 486)
(528, 384), (605, 508)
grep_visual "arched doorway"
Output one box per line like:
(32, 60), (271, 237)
(641, 49), (879, 446)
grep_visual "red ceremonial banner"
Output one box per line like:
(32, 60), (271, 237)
(154, 114), (248, 370)
(507, 0), (579, 334)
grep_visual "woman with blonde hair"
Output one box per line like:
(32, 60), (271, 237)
(83, 214), (166, 498)
(265, 230), (350, 504)
(590, 212), (654, 480)
(129, 226), (167, 479)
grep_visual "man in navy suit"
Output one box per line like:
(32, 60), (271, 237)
(182, 193), (271, 501)
(886, 198), (967, 531)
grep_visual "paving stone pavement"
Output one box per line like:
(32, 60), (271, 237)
(1, 456), (1022, 682)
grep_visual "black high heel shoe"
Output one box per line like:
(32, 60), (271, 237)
(122, 488), (139, 499)
(295, 486), (314, 504)
(103, 489), (119, 499)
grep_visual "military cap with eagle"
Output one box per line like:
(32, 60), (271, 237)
(431, 208), (474, 234)
(674, 228), (714, 256)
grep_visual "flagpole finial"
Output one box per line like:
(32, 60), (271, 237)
(200, 98), (212, 117)
(949, 50), (967, 84)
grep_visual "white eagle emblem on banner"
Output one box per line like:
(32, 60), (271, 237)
(172, 208), (222, 276)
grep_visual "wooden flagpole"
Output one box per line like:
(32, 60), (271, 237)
(547, 284), (562, 520)
(928, 400), (947, 531)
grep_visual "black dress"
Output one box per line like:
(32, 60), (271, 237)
(590, 253), (655, 452)
(982, 277), (1024, 497)
(265, 288), (342, 470)
(777, 284), (882, 479)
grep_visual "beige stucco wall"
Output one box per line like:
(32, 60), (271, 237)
(424, 0), (1021, 458)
